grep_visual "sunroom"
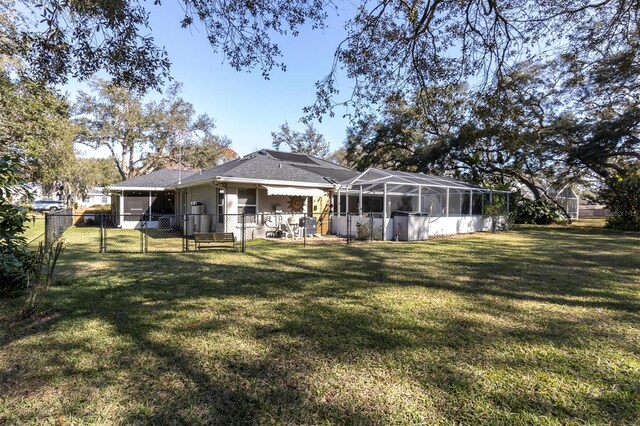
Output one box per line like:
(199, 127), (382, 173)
(330, 168), (510, 240)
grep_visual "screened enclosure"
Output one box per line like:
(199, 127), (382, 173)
(331, 168), (509, 240)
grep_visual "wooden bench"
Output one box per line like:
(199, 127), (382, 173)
(193, 232), (237, 252)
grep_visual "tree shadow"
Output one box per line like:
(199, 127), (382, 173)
(1, 225), (638, 423)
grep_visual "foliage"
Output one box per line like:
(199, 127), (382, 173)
(355, 219), (382, 240)
(74, 80), (230, 180)
(482, 193), (510, 230)
(0, 156), (34, 295)
(599, 167), (640, 231)
(345, 53), (639, 199)
(19, 241), (63, 320)
(271, 122), (329, 158)
(511, 194), (568, 225)
(0, 68), (76, 189)
(13, 1), (636, 119)
(65, 158), (122, 201)
(326, 147), (347, 166)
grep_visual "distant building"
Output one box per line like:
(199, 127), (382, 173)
(77, 187), (111, 207)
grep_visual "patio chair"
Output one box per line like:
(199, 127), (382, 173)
(283, 218), (298, 239)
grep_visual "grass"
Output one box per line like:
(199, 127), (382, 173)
(1, 221), (639, 424)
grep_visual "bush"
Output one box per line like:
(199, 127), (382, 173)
(511, 195), (568, 225)
(600, 168), (640, 231)
(0, 156), (35, 295)
(355, 220), (383, 240)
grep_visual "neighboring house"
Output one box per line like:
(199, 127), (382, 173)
(77, 187), (111, 207)
(518, 182), (580, 218)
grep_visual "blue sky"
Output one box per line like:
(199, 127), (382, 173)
(72, 2), (356, 158)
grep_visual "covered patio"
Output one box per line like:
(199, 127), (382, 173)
(331, 168), (510, 240)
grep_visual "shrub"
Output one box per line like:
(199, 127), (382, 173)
(511, 194), (568, 225)
(600, 168), (640, 231)
(355, 220), (383, 240)
(0, 156), (35, 295)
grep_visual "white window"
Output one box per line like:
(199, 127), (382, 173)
(237, 188), (257, 221)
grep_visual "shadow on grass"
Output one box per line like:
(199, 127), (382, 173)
(1, 225), (639, 423)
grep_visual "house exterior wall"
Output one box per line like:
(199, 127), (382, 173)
(188, 185), (216, 215)
(181, 182), (333, 237)
(78, 193), (111, 207)
(331, 214), (504, 239)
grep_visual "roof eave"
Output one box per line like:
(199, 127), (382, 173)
(108, 186), (171, 191)
(175, 176), (335, 189)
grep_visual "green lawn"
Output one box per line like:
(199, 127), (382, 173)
(1, 222), (639, 424)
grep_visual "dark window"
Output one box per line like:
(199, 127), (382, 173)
(238, 188), (256, 205)
(472, 192), (483, 215)
(362, 196), (383, 213)
(238, 188), (257, 221)
(123, 191), (149, 221)
(150, 191), (174, 215)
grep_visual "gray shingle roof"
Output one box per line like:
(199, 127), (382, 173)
(110, 169), (197, 189)
(177, 150), (354, 187)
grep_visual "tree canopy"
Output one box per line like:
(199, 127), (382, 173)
(345, 52), (639, 203)
(74, 79), (231, 180)
(0, 66), (76, 191)
(9, 0), (638, 117)
(271, 122), (330, 158)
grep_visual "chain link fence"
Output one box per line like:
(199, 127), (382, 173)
(332, 212), (385, 244)
(37, 211), (336, 254)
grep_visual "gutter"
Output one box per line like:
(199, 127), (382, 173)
(108, 186), (170, 191)
(172, 176), (334, 190)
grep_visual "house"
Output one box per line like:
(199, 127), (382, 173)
(76, 187), (111, 207)
(173, 149), (358, 238)
(517, 182), (580, 219)
(107, 149), (508, 240)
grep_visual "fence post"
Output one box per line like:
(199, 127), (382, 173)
(139, 216), (144, 253)
(303, 213), (307, 247)
(370, 212), (374, 242)
(182, 214), (186, 252)
(44, 212), (50, 248)
(346, 212), (351, 245)
(144, 216), (149, 253)
(99, 213), (104, 254)
(241, 213), (246, 253)
(103, 214), (108, 253)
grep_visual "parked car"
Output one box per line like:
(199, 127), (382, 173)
(32, 199), (64, 212)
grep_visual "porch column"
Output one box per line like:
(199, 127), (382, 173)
(345, 187), (349, 213)
(382, 183), (387, 241)
(119, 191), (125, 226)
(358, 185), (363, 215)
(149, 190), (152, 217)
(337, 187), (341, 214)
(445, 187), (450, 217)
(418, 185), (422, 212)
(469, 189), (473, 215)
